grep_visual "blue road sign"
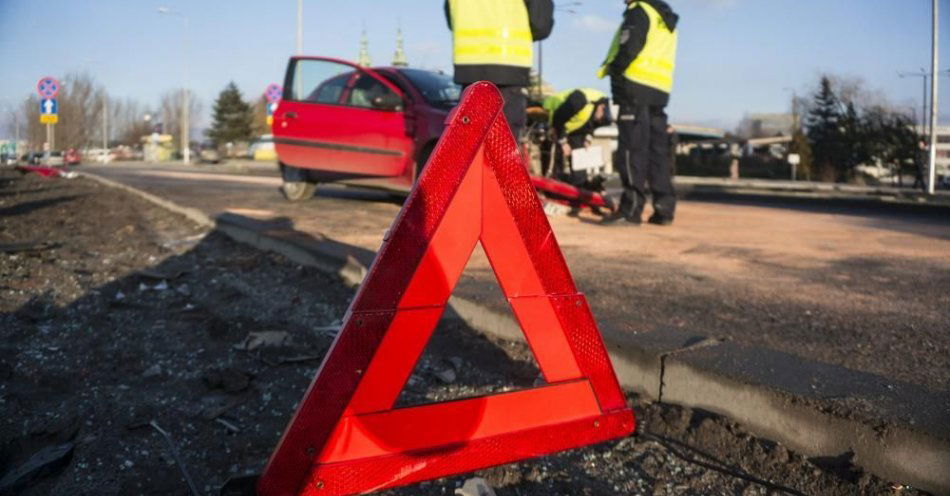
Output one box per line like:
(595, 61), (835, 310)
(40, 98), (58, 115)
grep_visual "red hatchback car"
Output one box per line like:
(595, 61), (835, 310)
(272, 57), (461, 201)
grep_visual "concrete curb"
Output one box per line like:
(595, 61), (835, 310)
(82, 172), (950, 495)
(673, 177), (950, 212)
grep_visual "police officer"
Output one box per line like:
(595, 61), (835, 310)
(542, 88), (611, 179)
(598, 0), (679, 225)
(445, 0), (554, 141)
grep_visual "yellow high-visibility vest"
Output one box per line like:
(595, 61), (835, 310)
(543, 88), (607, 134)
(449, 0), (533, 68)
(598, 1), (677, 94)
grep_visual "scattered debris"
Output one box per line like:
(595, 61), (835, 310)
(15, 165), (65, 178)
(162, 233), (206, 249)
(142, 363), (162, 378)
(0, 443), (75, 493)
(233, 331), (290, 351)
(138, 280), (169, 292)
(434, 367), (457, 384)
(137, 267), (188, 280)
(149, 421), (201, 496)
(313, 319), (342, 335)
(201, 394), (248, 421)
(541, 200), (572, 217)
(271, 354), (322, 365)
(214, 418), (241, 434)
(454, 477), (497, 496)
(203, 367), (252, 393)
(0, 241), (57, 254)
(219, 474), (259, 496)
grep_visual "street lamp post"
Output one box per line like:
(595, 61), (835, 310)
(928, 0), (939, 195)
(157, 7), (191, 165)
(102, 94), (108, 153)
(296, 0), (303, 54)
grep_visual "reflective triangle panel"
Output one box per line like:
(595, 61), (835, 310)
(258, 82), (634, 496)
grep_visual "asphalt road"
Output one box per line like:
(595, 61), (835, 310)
(83, 162), (950, 392)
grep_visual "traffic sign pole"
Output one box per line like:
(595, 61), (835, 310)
(37, 79), (61, 160)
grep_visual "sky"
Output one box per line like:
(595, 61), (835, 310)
(0, 0), (947, 134)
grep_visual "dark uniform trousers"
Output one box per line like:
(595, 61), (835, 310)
(615, 104), (676, 221)
(499, 85), (527, 141)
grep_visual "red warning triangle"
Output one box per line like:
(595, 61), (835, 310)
(258, 82), (635, 496)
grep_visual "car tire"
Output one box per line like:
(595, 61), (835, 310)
(279, 163), (317, 202)
(281, 181), (317, 201)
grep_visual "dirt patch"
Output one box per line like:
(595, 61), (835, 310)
(0, 171), (926, 495)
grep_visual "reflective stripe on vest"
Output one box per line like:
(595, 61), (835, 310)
(543, 88), (606, 134)
(449, 0), (533, 68)
(597, 2), (677, 94)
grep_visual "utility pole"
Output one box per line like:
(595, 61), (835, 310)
(928, 0), (939, 195)
(102, 94), (108, 152)
(14, 110), (20, 156)
(182, 15), (191, 165)
(296, 0), (303, 54)
(158, 7), (191, 164)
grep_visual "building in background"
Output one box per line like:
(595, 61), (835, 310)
(737, 113), (795, 138)
(392, 28), (408, 67)
(916, 125), (950, 177)
(357, 30), (372, 67)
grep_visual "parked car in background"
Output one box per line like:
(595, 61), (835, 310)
(1, 152), (17, 166)
(46, 151), (65, 167)
(84, 148), (114, 164)
(198, 142), (221, 164)
(272, 56), (460, 201)
(65, 148), (81, 166)
(249, 134), (277, 161)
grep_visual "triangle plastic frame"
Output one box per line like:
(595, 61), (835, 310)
(258, 82), (635, 496)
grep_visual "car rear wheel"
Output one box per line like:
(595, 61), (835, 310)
(279, 163), (317, 202)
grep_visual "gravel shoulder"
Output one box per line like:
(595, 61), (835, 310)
(0, 170), (926, 495)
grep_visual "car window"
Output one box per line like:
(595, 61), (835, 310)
(399, 68), (460, 106)
(289, 59), (353, 103)
(307, 73), (350, 104)
(346, 74), (397, 109)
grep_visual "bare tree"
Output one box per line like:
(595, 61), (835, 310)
(250, 95), (270, 138)
(159, 88), (202, 150)
(111, 97), (154, 146)
(21, 95), (44, 151)
(54, 72), (108, 149)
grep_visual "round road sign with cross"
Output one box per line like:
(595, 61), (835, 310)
(37, 76), (61, 99)
(265, 83), (283, 103)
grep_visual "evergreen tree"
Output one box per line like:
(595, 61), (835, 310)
(789, 129), (814, 180)
(207, 82), (253, 147)
(839, 101), (869, 180)
(805, 77), (844, 182)
(862, 107), (919, 187)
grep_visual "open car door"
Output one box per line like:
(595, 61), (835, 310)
(273, 57), (413, 181)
